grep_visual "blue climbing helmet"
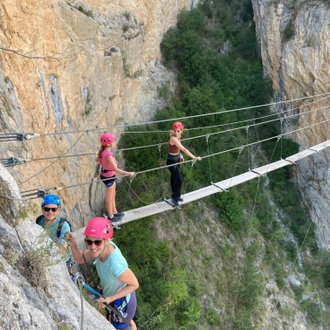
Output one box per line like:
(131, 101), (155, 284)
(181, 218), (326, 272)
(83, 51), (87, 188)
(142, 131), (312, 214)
(41, 194), (61, 207)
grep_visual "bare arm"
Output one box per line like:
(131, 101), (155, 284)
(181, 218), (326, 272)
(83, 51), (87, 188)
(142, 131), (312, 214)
(107, 155), (135, 177)
(170, 137), (202, 161)
(99, 268), (139, 306)
(67, 232), (90, 264)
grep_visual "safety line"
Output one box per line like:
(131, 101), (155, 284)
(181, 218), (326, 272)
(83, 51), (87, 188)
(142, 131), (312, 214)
(202, 117), (330, 160)
(109, 93), (330, 134)
(6, 92), (330, 139)
(18, 117), (330, 197)
(178, 103), (329, 144)
(19, 132), (86, 185)
(8, 103), (329, 167)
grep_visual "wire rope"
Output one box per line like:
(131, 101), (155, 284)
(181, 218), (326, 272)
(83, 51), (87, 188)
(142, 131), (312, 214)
(202, 117), (330, 161)
(19, 132), (86, 185)
(206, 134), (213, 183)
(122, 143), (170, 205)
(19, 117), (330, 198)
(30, 92), (330, 137)
(4, 92), (330, 140)
(74, 273), (85, 330)
(246, 126), (251, 170)
(107, 92), (330, 135)
(12, 102), (330, 167)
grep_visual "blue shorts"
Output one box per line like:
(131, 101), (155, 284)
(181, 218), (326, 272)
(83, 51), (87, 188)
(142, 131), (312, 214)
(106, 291), (137, 329)
(101, 174), (116, 188)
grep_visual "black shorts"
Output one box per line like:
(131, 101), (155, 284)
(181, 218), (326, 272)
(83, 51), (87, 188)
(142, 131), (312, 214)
(101, 174), (116, 188)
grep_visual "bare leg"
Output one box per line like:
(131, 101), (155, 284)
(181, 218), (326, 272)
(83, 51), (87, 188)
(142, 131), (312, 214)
(106, 184), (116, 217)
(130, 319), (137, 330)
(112, 181), (118, 213)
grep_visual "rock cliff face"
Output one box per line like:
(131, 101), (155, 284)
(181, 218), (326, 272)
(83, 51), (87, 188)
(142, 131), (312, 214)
(252, 0), (330, 249)
(0, 0), (198, 227)
(0, 164), (118, 329)
(1, 1), (330, 328)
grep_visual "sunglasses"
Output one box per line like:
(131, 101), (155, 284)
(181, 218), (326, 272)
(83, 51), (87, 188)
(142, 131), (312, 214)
(85, 239), (103, 246)
(43, 207), (59, 212)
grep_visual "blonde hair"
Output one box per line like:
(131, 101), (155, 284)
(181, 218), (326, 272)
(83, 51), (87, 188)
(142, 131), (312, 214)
(169, 128), (183, 138)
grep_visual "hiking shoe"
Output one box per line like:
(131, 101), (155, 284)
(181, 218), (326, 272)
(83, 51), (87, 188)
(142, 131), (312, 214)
(114, 212), (124, 217)
(106, 215), (120, 223)
(112, 214), (123, 222)
(171, 198), (180, 207)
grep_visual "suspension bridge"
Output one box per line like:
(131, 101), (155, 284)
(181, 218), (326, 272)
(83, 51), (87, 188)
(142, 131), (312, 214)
(74, 139), (330, 244)
(2, 93), (330, 244)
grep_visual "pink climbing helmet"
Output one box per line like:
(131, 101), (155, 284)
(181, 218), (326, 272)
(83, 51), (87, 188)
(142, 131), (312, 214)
(100, 133), (116, 147)
(84, 217), (114, 239)
(173, 122), (184, 130)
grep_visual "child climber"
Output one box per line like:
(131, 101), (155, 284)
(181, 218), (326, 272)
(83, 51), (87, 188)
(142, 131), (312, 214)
(96, 132), (134, 222)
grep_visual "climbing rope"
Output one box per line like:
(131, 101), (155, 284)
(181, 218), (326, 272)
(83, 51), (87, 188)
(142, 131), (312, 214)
(280, 117), (284, 159)
(206, 134), (213, 184)
(180, 157), (197, 198)
(73, 269), (134, 329)
(74, 272), (85, 330)
(122, 143), (169, 206)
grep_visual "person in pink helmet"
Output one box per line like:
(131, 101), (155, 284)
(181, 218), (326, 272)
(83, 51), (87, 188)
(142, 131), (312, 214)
(68, 217), (139, 330)
(96, 133), (135, 222)
(167, 122), (202, 206)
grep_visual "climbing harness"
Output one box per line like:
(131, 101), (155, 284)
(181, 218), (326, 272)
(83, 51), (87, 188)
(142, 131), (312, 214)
(73, 271), (133, 329)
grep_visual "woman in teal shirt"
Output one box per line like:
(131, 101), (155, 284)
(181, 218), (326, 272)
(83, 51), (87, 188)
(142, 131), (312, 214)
(68, 217), (139, 330)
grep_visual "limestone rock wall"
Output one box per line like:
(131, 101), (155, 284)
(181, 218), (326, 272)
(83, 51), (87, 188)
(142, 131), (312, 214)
(0, 0), (197, 227)
(252, 0), (330, 249)
(0, 163), (116, 329)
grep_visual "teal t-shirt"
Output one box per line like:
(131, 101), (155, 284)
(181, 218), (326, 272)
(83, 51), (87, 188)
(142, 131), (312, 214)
(37, 215), (71, 261)
(95, 241), (130, 300)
